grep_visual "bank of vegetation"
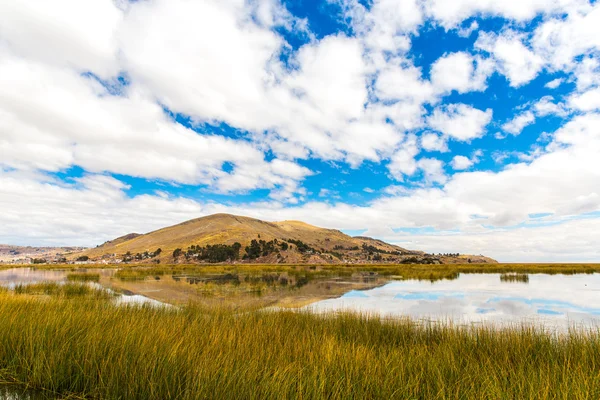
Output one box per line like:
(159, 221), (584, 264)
(0, 287), (599, 399)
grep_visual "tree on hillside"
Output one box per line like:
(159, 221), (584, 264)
(173, 248), (182, 259)
(245, 240), (262, 259)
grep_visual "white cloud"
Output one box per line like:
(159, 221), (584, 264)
(424, 0), (586, 28)
(0, 0), (122, 77)
(0, 51), (310, 199)
(501, 111), (536, 136)
(476, 31), (544, 87)
(334, 0), (422, 55)
(119, 0), (284, 131)
(545, 78), (564, 89)
(420, 133), (448, 152)
(387, 218), (600, 262)
(417, 158), (447, 184)
(376, 63), (434, 103)
(534, 96), (568, 117)
(569, 87), (600, 112)
(533, 3), (600, 70)
(429, 51), (494, 94)
(428, 104), (493, 141)
(450, 155), (474, 170)
(387, 134), (420, 180)
(572, 57), (600, 91)
(457, 21), (479, 38)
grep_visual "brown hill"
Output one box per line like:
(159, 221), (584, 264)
(75, 213), (496, 264)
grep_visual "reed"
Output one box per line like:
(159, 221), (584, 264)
(0, 292), (598, 399)
(12, 282), (112, 299)
(66, 272), (101, 282)
(500, 273), (530, 283)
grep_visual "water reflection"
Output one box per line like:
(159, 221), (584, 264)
(0, 268), (389, 307)
(307, 273), (600, 331)
(0, 268), (162, 306)
(0, 386), (47, 400)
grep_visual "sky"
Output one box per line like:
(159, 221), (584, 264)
(0, 0), (599, 262)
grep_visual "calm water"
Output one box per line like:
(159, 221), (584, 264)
(306, 273), (600, 331)
(0, 268), (161, 306)
(0, 386), (48, 400)
(2, 268), (599, 331)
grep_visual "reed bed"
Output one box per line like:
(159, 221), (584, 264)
(11, 262), (600, 276)
(0, 292), (599, 399)
(500, 273), (530, 283)
(12, 282), (112, 299)
(66, 272), (100, 282)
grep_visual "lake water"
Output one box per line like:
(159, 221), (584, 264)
(2, 267), (599, 331)
(306, 273), (600, 331)
(0, 386), (47, 400)
(0, 267), (162, 306)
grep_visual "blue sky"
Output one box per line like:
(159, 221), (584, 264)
(0, 0), (599, 262)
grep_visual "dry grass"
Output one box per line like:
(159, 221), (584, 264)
(0, 290), (599, 399)
(500, 273), (530, 283)
(66, 272), (100, 282)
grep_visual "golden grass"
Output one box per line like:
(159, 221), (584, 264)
(12, 282), (112, 299)
(500, 273), (530, 283)
(0, 290), (599, 399)
(66, 272), (101, 282)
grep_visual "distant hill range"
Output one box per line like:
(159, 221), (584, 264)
(74, 213), (497, 265)
(0, 244), (86, 263)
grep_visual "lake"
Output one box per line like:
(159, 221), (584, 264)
(1, 267), (599, 331)
(306, 273), (600, 331)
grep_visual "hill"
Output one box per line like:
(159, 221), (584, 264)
(75, 213), (497, 264)
(0, 245), (87, 263)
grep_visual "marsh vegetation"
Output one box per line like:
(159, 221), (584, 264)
(1, 263), (600, 398)
(0, 289), (599, 399)
(500, 272), (530, 283)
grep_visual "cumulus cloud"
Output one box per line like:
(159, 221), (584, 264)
(0, 0), (122, 76)
(387, 135), (420, 180)
(545, 78), (564, 89)
(427, 104), (493, 141)
(429, 52), (494, 94)
(0, 52), (311, 199)
(532, 3), (600, 70)
(420, 133), (448, 152)
(450, 155), (474, 170)
(569, 88), (600, 111)
(476, 31), (544, 87)
(424, 0), (586, 28)
(501, 111), (536, 136)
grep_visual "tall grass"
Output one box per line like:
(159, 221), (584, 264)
(0, 293), (599, 399)
(12, 282), (112, 299)
(500, 273), (530, 283)
(66, 272), (100, 282)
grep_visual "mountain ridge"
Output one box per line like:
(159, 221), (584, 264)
(75, 213), (497, 265)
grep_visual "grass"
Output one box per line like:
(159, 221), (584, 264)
(12, 282), (113, 299)
(66, 272), (100, 282)
(0, 292), (599, 399)
(500, 273), (530, 283)
(102, 262), (600, 286)
(8, 262), (600, 274)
